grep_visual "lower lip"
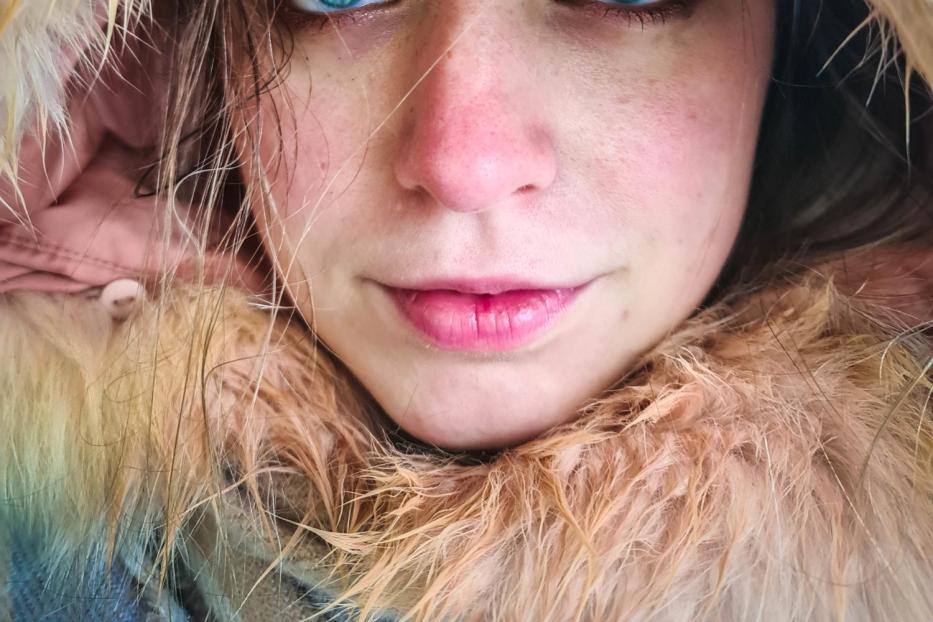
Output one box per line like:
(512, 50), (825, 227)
(384, 284), (588, 352)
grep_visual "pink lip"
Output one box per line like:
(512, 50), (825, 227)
(381, 280), (590, 352)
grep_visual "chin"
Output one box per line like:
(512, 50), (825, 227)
(385, 391), (581, 451)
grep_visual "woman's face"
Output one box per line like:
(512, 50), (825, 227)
(249, 0), (776, 449)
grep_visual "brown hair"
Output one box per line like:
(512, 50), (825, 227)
(727, 0), (933, 283)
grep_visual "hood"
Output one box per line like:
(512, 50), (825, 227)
(0, 0), (932, 294)
(0, 0), (262, 293)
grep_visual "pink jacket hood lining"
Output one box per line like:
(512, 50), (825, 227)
(0, 11), (263, 294)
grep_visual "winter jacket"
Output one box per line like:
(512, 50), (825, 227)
(1, 1), (931, 621)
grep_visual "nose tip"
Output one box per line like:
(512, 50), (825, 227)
(394, 101), (558, 214)
(396, 119), (556, 212)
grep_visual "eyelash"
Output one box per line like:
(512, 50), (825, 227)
(556, 1), (691, 27)
(279, 0), (693, 31)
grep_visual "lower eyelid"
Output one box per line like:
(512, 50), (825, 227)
(279, 0), (400, 30)
(287, 0), (395, 15)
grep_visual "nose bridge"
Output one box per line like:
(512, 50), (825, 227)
(394, 6), (556, 214)
(416, 7), (513, 118)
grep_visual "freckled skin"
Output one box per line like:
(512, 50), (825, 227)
(247, 0), (776, 450)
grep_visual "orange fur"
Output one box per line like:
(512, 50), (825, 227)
(2, 265), (929, 620)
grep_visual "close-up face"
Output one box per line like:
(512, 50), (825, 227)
(248, 0), (777, 450)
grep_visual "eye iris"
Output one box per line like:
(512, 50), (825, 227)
(320, 0), (359, 7)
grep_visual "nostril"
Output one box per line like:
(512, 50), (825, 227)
(393, 106), (558, 213)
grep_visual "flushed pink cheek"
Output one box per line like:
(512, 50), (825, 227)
(591, 88), (750, 229)
(263, 76), (376, 221)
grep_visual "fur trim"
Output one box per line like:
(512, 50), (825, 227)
(1, 266), (930, 621)
(868, 0), (933, 83)
(0, 0), (148, 187)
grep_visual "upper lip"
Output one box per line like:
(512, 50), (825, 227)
(375, 277), (592, 295)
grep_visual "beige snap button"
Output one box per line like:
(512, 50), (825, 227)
(99, 278), (146, 320)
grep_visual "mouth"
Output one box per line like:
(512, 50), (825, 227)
(378, 279), (592, 353)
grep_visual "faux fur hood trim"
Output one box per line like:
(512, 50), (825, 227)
(1, 262), (930, 621)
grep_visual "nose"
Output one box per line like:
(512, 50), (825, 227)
(393, 12), (557, 214)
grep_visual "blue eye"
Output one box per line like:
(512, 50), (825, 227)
(290, 0), (671, 13)
(595, 0), (673, 7)
(287, 1), (690, 27)
(290, 0), (393, 14)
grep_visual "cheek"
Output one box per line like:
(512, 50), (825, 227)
(557, 0), (774, 242)
(582, 62), (770, 265)
(572, 99), (750, 280)
(255, 69), (380, 268)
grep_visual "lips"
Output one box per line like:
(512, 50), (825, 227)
(383, 282), (588, 352)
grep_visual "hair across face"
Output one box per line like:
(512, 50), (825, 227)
(243, 0), (777, 450)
